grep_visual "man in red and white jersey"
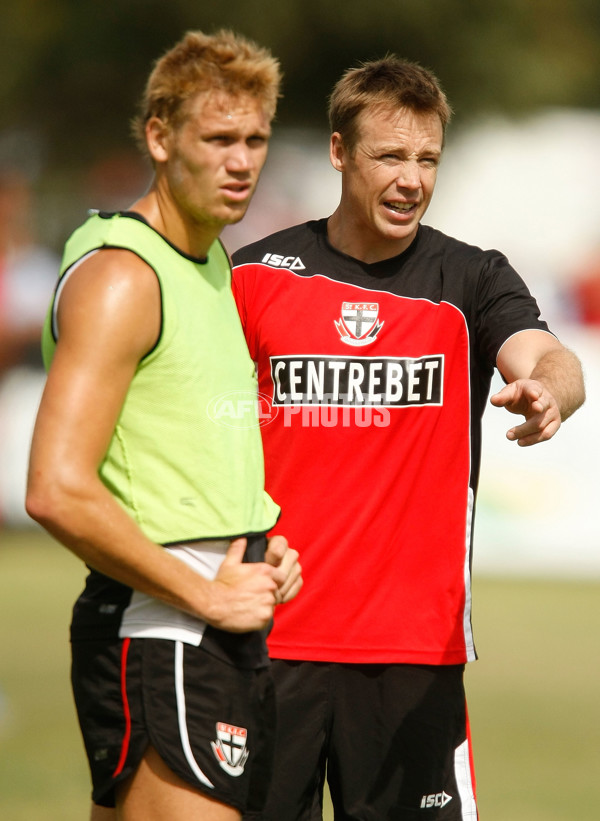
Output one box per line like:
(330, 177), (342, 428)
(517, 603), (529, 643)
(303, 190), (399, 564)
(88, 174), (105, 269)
(233, 56), (585, 820)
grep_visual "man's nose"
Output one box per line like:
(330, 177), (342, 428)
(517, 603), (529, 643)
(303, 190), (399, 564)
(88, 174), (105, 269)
(395, 159), (420, 189)
(226, 144), (253, 173)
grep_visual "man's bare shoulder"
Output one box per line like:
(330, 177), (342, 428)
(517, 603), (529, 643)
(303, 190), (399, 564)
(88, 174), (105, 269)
(57, 247), (161, 357)
(66, 246), (158, 293)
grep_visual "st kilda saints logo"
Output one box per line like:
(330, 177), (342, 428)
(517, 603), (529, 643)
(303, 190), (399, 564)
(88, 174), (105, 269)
(211, 722), (249, 776)
(335, 302), (384, 347)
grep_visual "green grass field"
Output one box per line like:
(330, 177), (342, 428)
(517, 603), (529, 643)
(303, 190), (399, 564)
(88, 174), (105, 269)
(1, 527), (599, 820)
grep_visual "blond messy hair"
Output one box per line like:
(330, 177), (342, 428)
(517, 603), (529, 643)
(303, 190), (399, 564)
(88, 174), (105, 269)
(329, 56), (452, 152)
(131, 29), (282, 154)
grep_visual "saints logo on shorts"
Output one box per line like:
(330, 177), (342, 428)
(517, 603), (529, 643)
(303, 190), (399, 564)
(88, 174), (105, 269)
(211, 722), (250, 776)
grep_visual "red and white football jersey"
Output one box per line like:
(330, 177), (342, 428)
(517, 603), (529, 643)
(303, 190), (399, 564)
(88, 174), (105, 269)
(233, 220), (551, 665)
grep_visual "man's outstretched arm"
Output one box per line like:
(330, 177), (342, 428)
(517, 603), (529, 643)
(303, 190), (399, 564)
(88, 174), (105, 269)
(492, 330), (585, 447)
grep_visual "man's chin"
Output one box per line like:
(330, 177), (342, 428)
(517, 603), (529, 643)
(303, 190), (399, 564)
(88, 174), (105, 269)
(223, 205), (250, 226)
(202, 202), (251, 232)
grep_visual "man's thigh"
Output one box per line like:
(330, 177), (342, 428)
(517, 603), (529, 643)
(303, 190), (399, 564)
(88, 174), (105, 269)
(328, 663), (478, 820)
(118, 744), (242, 821)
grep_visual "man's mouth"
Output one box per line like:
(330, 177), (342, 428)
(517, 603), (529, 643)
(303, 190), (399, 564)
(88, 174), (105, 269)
(384, 201), (416, 214)
(222, 182), (252, 201)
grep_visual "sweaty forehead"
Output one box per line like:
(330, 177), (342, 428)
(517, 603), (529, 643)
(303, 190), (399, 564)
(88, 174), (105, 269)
(185, 90), (270, 125)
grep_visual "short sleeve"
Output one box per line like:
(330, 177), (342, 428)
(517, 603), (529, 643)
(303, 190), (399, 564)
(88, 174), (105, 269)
(473, 253), (550, 368)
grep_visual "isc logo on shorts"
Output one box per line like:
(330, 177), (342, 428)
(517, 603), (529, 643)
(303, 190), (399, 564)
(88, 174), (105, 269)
(211, 722), (249, 776)
(420, 791), (453, 809)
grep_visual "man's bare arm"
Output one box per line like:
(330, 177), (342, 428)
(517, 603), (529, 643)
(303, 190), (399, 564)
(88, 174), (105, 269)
(491, 330), (585, 447)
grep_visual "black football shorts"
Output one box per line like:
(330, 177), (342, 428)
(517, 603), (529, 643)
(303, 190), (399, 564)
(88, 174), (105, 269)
(71, 636), (276, 812)
(249, 660), (478, 820)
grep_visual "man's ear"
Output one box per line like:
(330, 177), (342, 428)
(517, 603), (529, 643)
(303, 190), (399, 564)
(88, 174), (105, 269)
(329, 132), (346, 172)
(145, 117), (170, 164)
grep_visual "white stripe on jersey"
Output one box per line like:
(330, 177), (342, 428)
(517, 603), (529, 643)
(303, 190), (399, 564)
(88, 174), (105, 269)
(463, 487), (477, 662)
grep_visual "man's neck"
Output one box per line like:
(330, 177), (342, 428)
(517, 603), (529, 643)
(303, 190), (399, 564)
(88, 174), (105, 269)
(130, 189), (219, 259)
(326, 208), (416, 264)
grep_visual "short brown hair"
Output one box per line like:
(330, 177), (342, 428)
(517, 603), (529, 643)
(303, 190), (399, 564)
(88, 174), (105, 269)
(131, 29), (282, 153)
(328, 56), (452, 152)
